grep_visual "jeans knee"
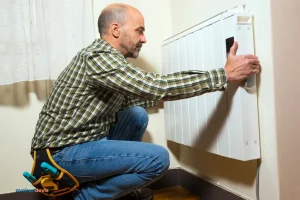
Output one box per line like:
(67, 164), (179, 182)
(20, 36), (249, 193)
(130, 106), (148, 127)
(158, 146), (170, 172)
(150, 145), (170, 174)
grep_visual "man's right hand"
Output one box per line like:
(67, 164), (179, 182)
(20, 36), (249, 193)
(224, 41), (260, 82)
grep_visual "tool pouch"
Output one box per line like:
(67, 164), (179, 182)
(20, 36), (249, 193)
(30, 149), (79, 197)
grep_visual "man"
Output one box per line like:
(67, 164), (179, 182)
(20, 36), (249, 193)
(30, 3), (260, 200)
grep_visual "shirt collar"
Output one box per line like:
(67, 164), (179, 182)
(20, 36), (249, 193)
(95, 38), (125, 58)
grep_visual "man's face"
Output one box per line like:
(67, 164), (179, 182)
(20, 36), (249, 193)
(119, 10), (146, 58)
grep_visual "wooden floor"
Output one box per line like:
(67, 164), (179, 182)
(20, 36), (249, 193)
(153, 186), (200, 200)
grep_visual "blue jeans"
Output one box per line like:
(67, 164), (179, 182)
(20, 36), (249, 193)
(52, 106), (170, 200)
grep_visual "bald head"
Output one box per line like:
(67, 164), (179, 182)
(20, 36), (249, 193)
(98, 4), (125, 37)
(98, 4), (141, 37)
(98, 4), (146, 58)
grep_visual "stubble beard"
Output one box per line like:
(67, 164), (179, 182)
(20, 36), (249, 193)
(120, 34), (142, 59)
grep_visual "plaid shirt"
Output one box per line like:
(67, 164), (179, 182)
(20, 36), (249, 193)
(30, 38), (227, 154)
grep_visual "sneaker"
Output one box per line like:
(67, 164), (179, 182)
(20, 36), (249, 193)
(117, 187), (153, 200)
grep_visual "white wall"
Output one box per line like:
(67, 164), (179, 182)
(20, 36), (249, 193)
(170, 0), (279, 200)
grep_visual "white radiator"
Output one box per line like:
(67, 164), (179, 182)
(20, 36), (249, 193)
(162, 6), (260, 161)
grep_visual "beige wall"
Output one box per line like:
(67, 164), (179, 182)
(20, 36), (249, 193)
(170, 0), (279, 200)
(271, 0), (300, 199)
(0, 81), (53, 193)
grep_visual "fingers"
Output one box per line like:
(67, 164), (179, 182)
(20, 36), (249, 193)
(249, 68), (260, 76)
(252, 69), (260, 74)
(249, 64), (260, 75)
(252, 64), (260, 70)
(243, 54), (258, 59)
(229, 41), (238, 56)
(240, 55), (260, 67)
(247, 58), (260, 65)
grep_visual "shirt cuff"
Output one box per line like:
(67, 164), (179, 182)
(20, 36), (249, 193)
(207, 68), (227, 90)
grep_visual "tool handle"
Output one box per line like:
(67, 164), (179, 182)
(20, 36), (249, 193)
(23, 172), (37, 183)
(41, 162), (60, 178)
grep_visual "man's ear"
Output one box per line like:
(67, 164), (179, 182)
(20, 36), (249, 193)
(111, 23), (121, 38)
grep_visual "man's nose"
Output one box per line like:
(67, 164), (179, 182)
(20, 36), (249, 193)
(140, 35), (147, 43)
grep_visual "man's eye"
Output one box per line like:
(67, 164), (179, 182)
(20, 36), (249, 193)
(137, 29), (144, 33)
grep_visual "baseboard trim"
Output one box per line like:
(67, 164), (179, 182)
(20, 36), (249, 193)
(0, 168), (244, 200)
(149, 168), (245, 200)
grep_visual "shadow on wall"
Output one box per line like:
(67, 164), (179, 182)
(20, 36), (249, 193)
(0, 80), (54, 107)
(181, 82), (260, 187)
(193, 87), (235, 150)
